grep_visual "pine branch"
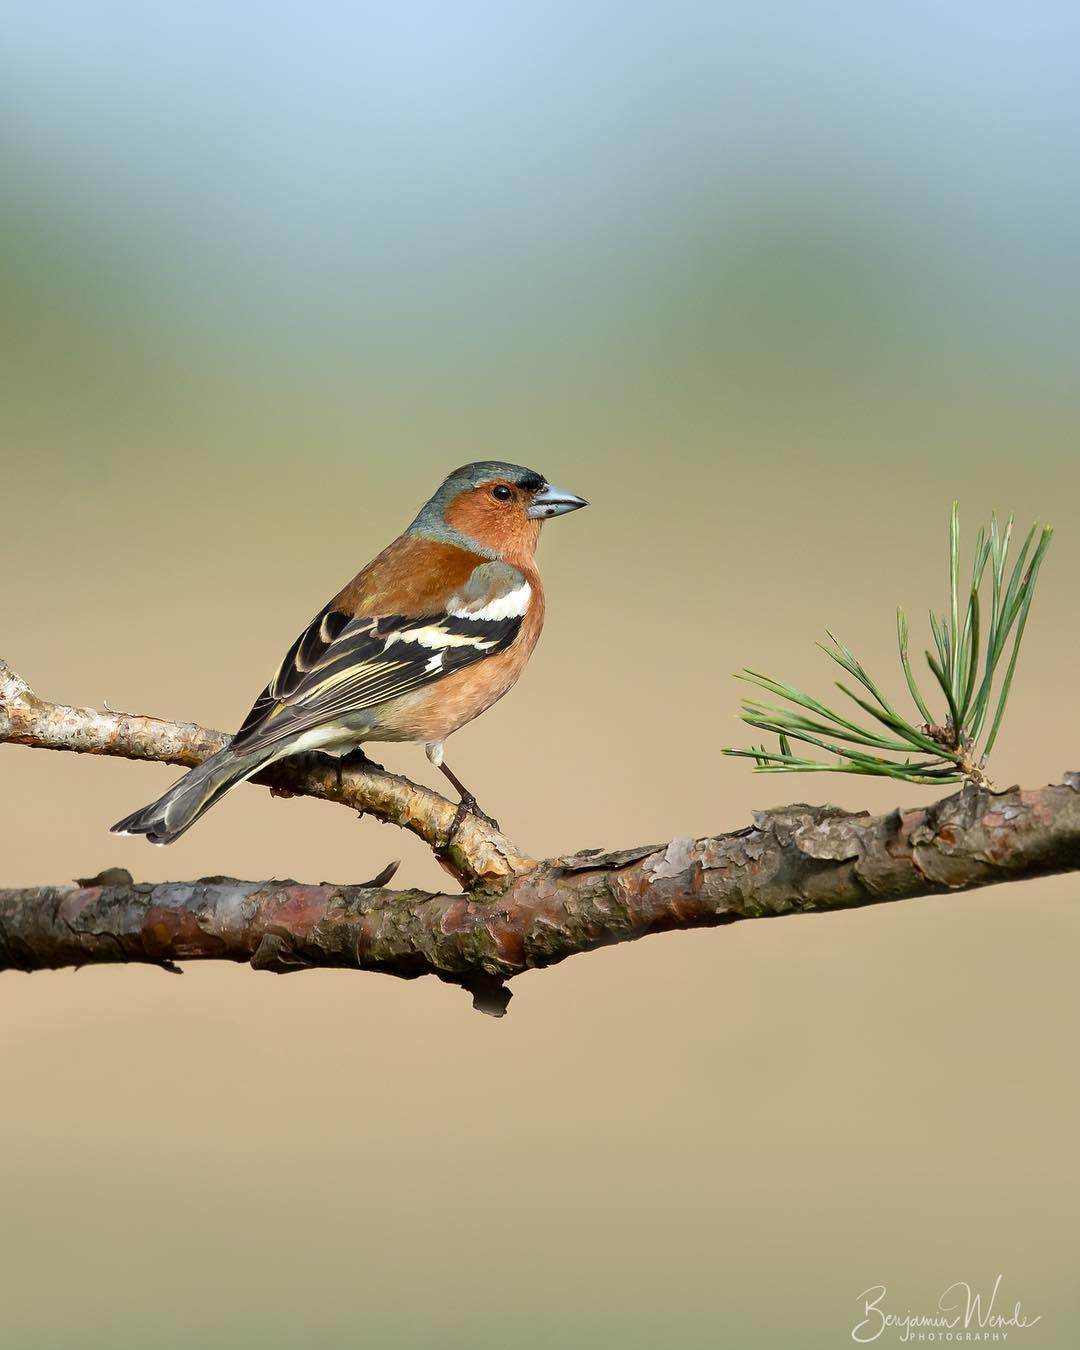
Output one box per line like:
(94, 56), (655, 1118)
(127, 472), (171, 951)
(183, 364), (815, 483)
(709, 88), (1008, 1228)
(724, 505), (1053, 786)
(3, 657), (1080, 1016)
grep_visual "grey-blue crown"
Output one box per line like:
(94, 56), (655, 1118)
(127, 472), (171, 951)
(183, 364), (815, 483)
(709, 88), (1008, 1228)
(410, 461), (546, 536)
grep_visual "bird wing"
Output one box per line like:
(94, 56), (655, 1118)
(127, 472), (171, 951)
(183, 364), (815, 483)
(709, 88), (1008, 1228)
(229, 561), (530, 756)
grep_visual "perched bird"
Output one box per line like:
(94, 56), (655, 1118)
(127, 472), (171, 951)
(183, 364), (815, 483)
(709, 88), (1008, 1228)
(112, 462), (587, 845)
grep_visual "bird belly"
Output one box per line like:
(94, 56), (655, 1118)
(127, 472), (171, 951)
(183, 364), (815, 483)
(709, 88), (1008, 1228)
(282, 722), (374, 757)
(363, 619), (541, 745)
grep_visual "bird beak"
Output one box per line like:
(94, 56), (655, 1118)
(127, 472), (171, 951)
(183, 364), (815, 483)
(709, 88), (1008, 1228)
(527, 483), (589, 519)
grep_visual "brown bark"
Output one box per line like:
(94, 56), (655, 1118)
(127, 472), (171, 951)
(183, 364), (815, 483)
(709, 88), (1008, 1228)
(0, 658), (532, 890)
(3, 785), (1080, 1014)
(3, 658), (1079, 1015)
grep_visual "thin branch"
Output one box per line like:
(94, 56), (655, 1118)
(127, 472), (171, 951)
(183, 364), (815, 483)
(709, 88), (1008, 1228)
(0, 658), (534, 891)
(2, 779), (1080, 1015)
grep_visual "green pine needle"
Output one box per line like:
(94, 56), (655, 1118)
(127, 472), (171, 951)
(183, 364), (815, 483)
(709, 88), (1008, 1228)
(723, 503), (1052, 786)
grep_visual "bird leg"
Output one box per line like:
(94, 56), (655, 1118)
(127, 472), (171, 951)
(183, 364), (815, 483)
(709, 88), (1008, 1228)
(438, 760), (500, 839)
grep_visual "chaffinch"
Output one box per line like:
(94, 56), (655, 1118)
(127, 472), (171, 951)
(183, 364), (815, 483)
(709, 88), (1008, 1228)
(113, 462), (588, 844)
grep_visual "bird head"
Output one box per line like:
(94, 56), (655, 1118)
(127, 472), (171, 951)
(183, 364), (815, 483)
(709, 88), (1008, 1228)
(412, 461), (588, 561)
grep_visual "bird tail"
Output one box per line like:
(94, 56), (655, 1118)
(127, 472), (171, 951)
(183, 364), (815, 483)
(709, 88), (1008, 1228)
(111, 745), (274, 845)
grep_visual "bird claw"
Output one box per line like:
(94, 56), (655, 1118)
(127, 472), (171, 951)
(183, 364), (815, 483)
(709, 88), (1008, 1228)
(335, 747), (385, 791)
(447, 794), (500, 845)
(343, 747), (385, 772)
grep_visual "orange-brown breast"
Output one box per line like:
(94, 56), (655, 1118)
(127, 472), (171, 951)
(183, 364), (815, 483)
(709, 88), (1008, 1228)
(370, 562), (546, 744)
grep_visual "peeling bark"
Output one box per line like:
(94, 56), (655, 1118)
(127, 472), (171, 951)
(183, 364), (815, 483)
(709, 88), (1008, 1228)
(2, 781), (1079, 1015)
(4, 657), (1079, 1015)
(0, 658), (532, 890)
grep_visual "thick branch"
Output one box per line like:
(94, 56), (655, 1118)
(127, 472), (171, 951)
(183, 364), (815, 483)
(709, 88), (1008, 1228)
(0, 658), (533, 890)
(4, 657), (1079, 1014)
(2, 780), (1079, 1015)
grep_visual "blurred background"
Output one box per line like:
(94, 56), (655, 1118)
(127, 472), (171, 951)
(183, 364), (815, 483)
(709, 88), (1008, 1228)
(2, 2), (1078, 1346)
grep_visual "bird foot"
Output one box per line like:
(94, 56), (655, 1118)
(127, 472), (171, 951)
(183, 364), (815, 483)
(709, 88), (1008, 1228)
(447, 794), (500, 845)
(343, 747), (385, 772)
(335, 747), (385, 791)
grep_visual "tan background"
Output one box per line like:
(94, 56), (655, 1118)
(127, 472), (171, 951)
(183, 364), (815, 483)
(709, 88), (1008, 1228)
(2, 6), (1078, 1346)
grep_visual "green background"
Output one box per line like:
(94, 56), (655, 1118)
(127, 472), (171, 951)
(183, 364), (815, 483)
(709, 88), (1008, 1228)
(2, 4), (1077, 1345)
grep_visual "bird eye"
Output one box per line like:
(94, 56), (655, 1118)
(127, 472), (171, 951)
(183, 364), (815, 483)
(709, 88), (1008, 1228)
(491, 484), (513, 501)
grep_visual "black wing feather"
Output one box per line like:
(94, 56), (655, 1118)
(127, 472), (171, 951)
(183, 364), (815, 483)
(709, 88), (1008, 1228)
(230, 602), (521, 756)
